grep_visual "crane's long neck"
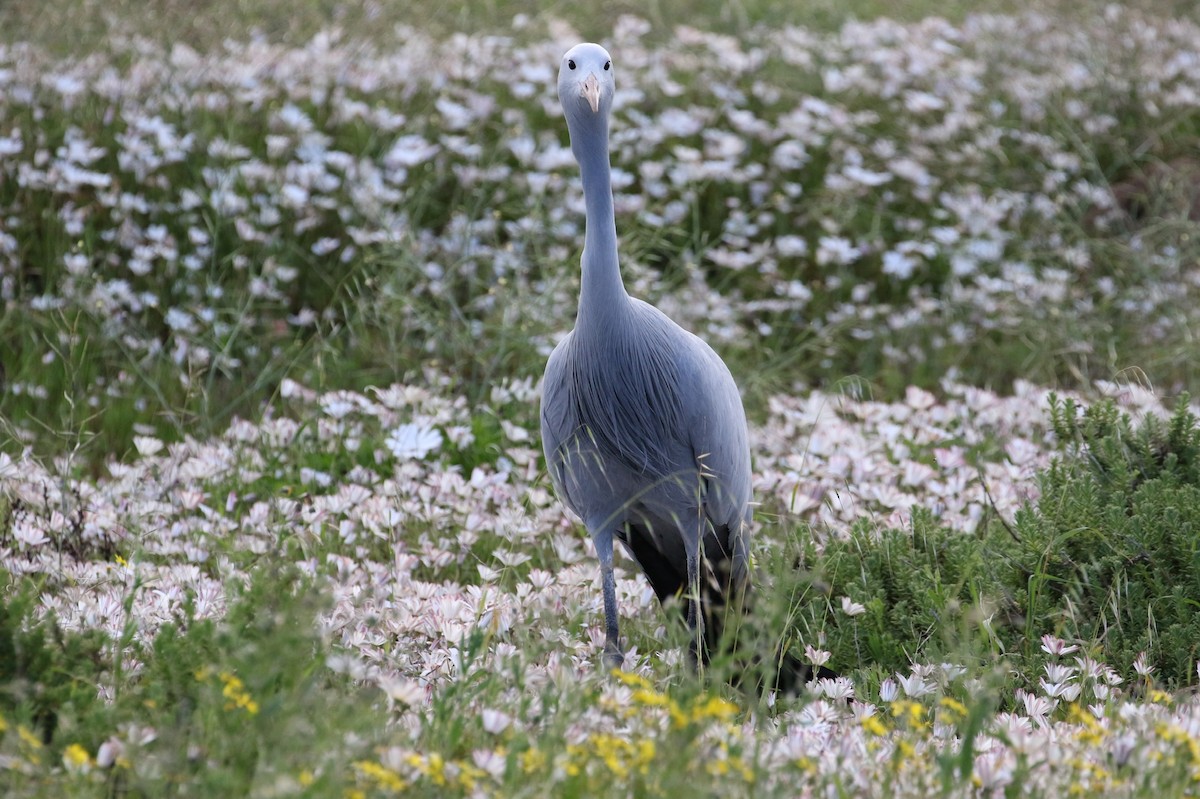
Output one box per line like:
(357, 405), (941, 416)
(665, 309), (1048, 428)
(572, 119), (628, 330)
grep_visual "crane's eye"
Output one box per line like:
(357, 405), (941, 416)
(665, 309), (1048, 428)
(604, 61), (611, 70)
(568, 59), (576, 70)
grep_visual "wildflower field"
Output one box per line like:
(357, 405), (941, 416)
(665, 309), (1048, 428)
(2, 0), (1200, 795)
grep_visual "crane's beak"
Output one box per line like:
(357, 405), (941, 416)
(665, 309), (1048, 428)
(581, 73), (601, 113)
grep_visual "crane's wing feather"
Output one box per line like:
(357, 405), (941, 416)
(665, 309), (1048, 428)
(626, 301), (753, 591)
(540, 332), (577, 503)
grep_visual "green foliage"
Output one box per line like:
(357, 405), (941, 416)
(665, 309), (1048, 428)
(0, 578), (110, 747)
(0, 566), (389, 796)
(1018, 393), (1200, 683)
(777, 394), (1200, 690)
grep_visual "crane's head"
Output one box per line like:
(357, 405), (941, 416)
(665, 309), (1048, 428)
(558, 43), (614, 121)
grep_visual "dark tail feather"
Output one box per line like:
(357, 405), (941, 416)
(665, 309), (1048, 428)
(622, 522), (837, 693)
(714, 585), (839, 696)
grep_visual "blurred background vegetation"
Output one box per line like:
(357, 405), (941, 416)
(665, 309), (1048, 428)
(2, 0), (1198, 464)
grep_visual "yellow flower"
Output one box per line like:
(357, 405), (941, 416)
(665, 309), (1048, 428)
(456, 760), (486, 791)
(353, 759), (407, 792)
(519, 747), (546, 774)
(862, 715), (889, 737)
(631, 688), (671, 708)
(0, 712), (7, 733)
(706, 753), (756, 783)
(611, 670), (653, 690)
(220, 672), (260, 715)
(63, 743), (93, 772)
(592, 733), (633, 778)
(1149, 689), (1173, 705)
(425, 752), (447, 786)
(691, 695), (739, 723)
(890, 700), (926, 730)
(635, 739), (656, 775)
(1066, 703), (1105, 746)
(17, 725), (43, 749)
(938, 697), (968, 723)
(402, 752), (448, 785)
(298, 769), (315, 787)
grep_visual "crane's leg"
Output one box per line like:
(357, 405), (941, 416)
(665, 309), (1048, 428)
(592, 526), (625, 670)
(683, 517), (705, 668)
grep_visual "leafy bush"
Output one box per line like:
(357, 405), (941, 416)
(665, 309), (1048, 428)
(779, 393), (1200, 690)
(0, 567), (388, 796)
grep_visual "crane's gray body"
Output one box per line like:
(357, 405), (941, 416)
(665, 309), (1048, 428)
(541, 296), (752, 575)
(540, 43), (753, 669)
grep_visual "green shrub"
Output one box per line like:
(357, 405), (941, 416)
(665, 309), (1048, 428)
(0, 567), (388, 796)
(777, 393), (1200, 690)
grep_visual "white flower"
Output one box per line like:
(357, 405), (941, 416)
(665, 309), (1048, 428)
(164, 307), (195, 332)
(775, 235), (808, 257)
(13, 518), (49, 549)
(1043, 663), (1076, 683)
(973, 750), (1014, 790)
(816, 235), (861, 266)
(1040, 634), (1079, 656)
(133, 436), (164, 456)
(804, 644), (831, 666)
(385, 423), (443, 459)
(1132, 652), (1154, 677)
(481, 708), (512, 734)
(500, 420), (530, 442)
(376, 676), (425, 707)
(96, 738), (125, 769)
(1019, 689), (1056, 722)
(1040, 679), (1080, 701)
(879, 678), (899, 703)
(385, 134), (439, 169)
(321, 397), (356, 419)
(495, 550), (531, 567)
(840, 596), (866, 616)
(897, 672), (934, 698)
(882, 250), (918, 280)
(817, 677), (855, 701)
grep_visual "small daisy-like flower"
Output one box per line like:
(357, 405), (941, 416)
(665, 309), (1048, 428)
(1040, 634), (1079, 656)
(1132, 652), (1153, 677)
(804, 644), (831, 667)
(1043, 663), (1076, 684)
(1040, 680), (1080, 702)
(481, 708), (512, 734)
(840, 596), (866, 616)
(386, 423), (443, 459)
(817, 677), (855, 701)
(1019, 690), (1056, 723)
(897, 672), (934, 698)
(96, 737), (125, 768)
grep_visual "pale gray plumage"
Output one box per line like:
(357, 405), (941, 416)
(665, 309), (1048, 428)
(540, 43), (752, 670)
